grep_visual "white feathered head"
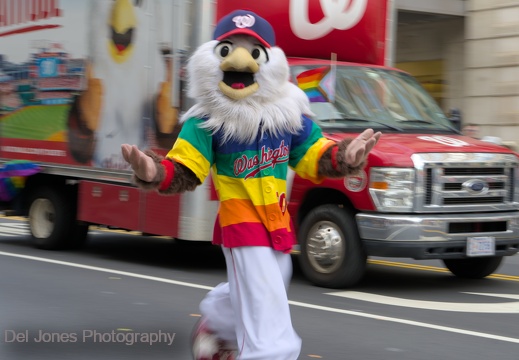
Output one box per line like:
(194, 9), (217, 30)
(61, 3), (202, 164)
(181, 10), (312, 144)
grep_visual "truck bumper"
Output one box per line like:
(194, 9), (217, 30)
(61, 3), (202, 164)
(356, 212), (519, 259)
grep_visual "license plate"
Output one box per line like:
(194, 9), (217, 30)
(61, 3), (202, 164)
(466, 236), (495, 257)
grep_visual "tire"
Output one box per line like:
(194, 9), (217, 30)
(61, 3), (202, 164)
(175, 239), (212, 247)
(69, 222), (90, 249)
(298, 204), (367, 288)
(28, 186), (88, 250)
(442, 256), (503, 279)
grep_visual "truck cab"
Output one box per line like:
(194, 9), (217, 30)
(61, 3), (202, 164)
(287, 58), (519, 287)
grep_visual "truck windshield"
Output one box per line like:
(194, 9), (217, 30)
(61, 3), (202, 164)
(291, 64), (456, 133)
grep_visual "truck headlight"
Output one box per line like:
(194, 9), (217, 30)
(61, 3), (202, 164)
(369, 168), (415, 212)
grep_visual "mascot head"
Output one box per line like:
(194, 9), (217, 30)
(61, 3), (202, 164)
(182, 10), (312, 144)
(212, 10), (276, 101)
(107, 0), (139, 63)
(90, 0), (162, 66)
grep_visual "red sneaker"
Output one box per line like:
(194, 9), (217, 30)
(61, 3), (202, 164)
(191, 318), (237, 360)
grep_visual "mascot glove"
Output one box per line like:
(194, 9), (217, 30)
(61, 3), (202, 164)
(121, 144), (158, 182)
(344, 129), (381, 167)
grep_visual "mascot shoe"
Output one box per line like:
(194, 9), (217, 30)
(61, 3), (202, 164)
(191, 318), (236, 360)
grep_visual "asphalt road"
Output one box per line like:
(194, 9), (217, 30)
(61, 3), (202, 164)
(0, 217), (518, 359)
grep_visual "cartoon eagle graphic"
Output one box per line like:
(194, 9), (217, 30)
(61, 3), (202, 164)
(68, 0), (177, 169)
(121, 9), (380, 360)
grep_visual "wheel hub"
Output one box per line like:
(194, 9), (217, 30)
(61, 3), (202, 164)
(29, 198), (55, 239)
(306, 221), (345, 274)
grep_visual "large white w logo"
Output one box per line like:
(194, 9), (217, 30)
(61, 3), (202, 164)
(289, 0), (368, 40)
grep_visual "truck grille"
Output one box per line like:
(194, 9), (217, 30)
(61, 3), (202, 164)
(413, 153), (519, 212)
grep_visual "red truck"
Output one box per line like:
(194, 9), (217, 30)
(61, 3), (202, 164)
(1, 0), (518, 288)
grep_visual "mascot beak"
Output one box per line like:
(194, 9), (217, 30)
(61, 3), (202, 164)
(219, 47), (260, 100)
(108, 0), (136, 63)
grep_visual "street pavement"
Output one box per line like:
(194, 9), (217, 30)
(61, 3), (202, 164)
(0, 218), (518, 359)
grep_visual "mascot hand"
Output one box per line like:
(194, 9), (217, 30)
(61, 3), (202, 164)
(79, 63), (103, 132)
(121, 144), (157, 182)
(345, 129), (381, 167)
(156, 81), (178, 134)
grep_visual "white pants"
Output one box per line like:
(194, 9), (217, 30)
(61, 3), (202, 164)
(199, 246), (302, 360)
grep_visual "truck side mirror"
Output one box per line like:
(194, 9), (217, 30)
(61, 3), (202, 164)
(448, 108), (461, 131)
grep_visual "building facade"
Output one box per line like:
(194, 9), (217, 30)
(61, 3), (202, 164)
(394, 0), (519, 147)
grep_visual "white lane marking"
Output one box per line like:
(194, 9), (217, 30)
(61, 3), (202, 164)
(288, 300), (519, 344)
(464, 292), (519, 300)
(0, 232), (24, 237)
(0, 224), (103, 237)
(326, 291), (519, 313)
(0, 223), (29, 235)
(0, 228), (29, 235)
(0, 251), (213, 291)
(2, 223), (28, 228)
(0, 250), (518, 344)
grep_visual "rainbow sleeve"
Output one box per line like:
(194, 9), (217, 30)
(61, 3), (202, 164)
(166, 117), (214, 183)
(289, 116), (335, 183)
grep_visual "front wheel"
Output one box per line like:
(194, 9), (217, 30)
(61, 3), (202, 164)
(298, 204), (366, 288)
(442, 256), (503, 279)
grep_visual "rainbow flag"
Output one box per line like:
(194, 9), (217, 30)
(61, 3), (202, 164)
(296, 66), (333, 103)
(0, 160), (40, 202)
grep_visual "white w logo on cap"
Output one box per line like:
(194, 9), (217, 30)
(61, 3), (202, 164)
(232, 14), (256, 29)
(289, 0), (368, 40)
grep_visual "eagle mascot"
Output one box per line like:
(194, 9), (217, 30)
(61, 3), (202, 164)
(121, 9), (380, 360)
(68, 0), (177, 169)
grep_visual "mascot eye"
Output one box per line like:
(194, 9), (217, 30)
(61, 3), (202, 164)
(251, 45), (268, 64)
(134, 0), (143, 6)
(214, 42), (233, 59)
